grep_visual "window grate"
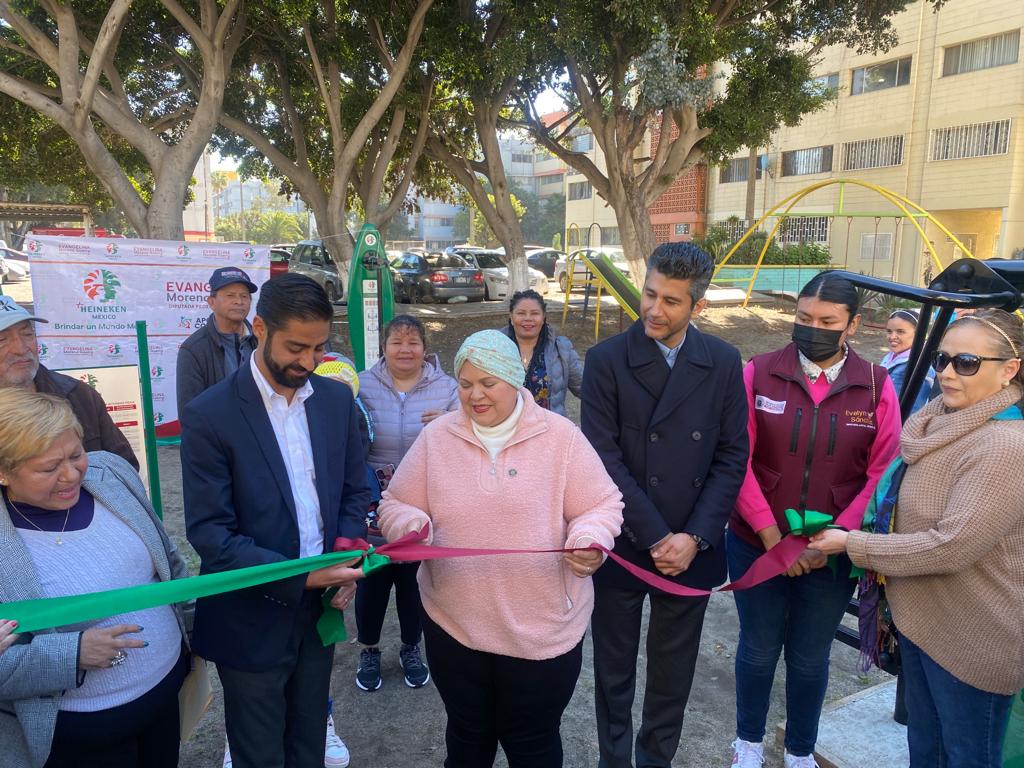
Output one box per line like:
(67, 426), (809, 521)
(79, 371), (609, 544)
(842, 135), (905, 170)
(929, 119), (1012, 161)
(782, 146), (833, 176)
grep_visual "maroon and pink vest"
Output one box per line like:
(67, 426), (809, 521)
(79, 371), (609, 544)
(730, 343), (887, 550)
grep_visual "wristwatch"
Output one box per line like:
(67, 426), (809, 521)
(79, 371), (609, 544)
(690, 534), (710, 552)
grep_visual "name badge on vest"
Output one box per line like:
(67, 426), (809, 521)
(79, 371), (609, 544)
(754, 395), (786, 415)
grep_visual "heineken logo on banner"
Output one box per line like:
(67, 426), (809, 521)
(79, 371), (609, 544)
(83, 269), (121, 303)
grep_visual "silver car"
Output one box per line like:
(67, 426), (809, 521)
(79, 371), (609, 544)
(290, 239), (348, 303)
(448, 248), (549, 301)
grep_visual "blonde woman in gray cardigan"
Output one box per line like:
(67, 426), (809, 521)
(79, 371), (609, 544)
(0, 389), (191, 768)
(814, 309), (1024, 768)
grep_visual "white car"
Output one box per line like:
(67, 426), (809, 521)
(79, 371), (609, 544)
(0, 247), (31, 283)
(449, 248), (549, 301)
(554, 247), (631, 293)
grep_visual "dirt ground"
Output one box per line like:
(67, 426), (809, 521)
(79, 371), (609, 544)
(159, 301), (892, 767)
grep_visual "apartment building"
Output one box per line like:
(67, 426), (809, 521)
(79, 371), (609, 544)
(707, 0), (1024, 284)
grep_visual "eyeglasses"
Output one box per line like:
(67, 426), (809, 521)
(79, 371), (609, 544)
(932, 351), (1015, 376)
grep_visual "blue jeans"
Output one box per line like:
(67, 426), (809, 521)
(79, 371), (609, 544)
(900, 635), (1013, 768)
(727, 529), (855, 756)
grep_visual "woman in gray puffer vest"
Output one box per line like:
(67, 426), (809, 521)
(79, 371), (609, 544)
(353, 315), (457, 693)
(502, 289), (584, 417)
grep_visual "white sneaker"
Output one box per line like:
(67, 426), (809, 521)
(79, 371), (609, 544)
(222, 739), (233, 768)
(731, 738), (764, 767)
(324, 714), (351, 768)
(783, 752), (819, 768)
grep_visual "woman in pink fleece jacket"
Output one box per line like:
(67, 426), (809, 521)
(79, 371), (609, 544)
(379, 329), (623, 768)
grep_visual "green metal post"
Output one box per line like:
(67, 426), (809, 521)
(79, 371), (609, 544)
(135, 321), (163, 517)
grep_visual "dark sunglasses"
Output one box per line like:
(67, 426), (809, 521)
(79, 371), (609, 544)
(932, 351), (1014, 376)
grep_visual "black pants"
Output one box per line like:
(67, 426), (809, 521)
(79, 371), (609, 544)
(592, 585), (710, 768)
(45, 647), (187, 768)
(217, 591), (334, 768)
(422, 611), (583, 768)
(355, 562), (423, 646)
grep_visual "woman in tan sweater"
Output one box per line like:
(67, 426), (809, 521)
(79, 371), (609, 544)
(813, 309), (1024, 768)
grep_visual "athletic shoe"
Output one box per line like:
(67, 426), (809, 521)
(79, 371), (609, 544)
(783, 752), (820, 768)
(223, 739), (233, 768)
(324, 714), (351, 768)
(356, 647), (383, 691)
(730, 738), (764, 767)
(399, 643), (431, 688)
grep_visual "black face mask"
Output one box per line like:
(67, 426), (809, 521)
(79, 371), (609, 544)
(792, 323), (845, 363)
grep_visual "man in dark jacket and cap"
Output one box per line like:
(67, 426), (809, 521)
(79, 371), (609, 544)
(175, 266), (259, 413)
(0, 295), (138, 468)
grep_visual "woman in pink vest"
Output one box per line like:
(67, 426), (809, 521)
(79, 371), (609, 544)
(728, 273), (902, 768)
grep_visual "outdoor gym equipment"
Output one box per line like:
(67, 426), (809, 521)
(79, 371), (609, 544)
(347, 224), (395, 371)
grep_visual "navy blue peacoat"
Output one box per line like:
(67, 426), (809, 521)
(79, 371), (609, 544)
(581, 320), (749, 591)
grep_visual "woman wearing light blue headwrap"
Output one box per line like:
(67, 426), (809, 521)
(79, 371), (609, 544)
(377, 329), (624, 767)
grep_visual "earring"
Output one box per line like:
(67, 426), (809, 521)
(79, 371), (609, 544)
(1003, 381), (1011, 388)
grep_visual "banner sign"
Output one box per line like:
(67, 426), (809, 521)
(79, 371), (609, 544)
(57, 364), (152, 496)
(26, 236), (270, 436)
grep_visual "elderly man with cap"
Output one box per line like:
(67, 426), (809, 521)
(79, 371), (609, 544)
(378, 329), (623, 768)
(0, 294), (138, 468)
(176, 266), (259, 413)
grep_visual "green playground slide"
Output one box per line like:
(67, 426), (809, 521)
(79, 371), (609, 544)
(577, 252), (640, 320)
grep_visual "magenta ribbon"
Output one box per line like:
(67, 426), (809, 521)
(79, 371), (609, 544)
(338, 526), (808, 596)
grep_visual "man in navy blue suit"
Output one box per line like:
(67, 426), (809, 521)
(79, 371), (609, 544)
(182, 273), (369, 768)
(582, 243), (749, 768)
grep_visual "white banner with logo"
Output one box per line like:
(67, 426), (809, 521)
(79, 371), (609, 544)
(26, 236), (270, 436)
(57, 365), (151, 494)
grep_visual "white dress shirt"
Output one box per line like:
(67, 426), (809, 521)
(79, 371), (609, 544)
(251, 361), (324, 557)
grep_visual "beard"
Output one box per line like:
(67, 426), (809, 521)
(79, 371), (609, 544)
(262, 344), (312, 389)
(0, 356), (39, 388)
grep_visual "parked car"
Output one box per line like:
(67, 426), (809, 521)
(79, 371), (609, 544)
(554, 246), (632, 293)
(526, 248), (565, 278)
(290, 239), (348, 302)
(391, 251), (484, 304)
(270, 248), (290, 278)
(0, 245), (30, 283)
(448, 248), (549, 301)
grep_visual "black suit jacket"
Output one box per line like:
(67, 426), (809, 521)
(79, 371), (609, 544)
(181, 361), (369, 671)
(581, 320), (748, 591)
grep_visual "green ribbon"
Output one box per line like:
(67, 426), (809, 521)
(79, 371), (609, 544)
(316, 548), (392, 644)
(4, 547), (392, 646)
(783, 508), (834, 536)
(783, 509), (843, 576)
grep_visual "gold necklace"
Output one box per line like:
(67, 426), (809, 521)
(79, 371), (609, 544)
(7, 497), (71, 545)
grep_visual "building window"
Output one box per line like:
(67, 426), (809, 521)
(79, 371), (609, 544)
(851, 57), (912, 95)
(719, 155), (766, 183)
(674, 223), (691, 236)
(602, 226), (621, 245)
(782, 146), (833, 176)
(780, 216), (830, 244)
(842, 135), (905, 170)
(511, 152), (533, 164)
(929, 119), (1012, 161)
(572, 133), (594, 152)
(860, 232), (893, 261)
(568, 181), (593, 201)
(943, 30), (1020, 76)
(541, 174), (564, 186)
(439, 217), (454, 227)
(812, 72), (839, 90)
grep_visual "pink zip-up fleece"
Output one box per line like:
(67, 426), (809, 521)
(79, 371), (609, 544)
(378, 390), (624, 660)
